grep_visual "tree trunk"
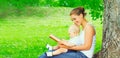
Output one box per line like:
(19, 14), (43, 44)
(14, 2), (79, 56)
(96, 0), (120, 58)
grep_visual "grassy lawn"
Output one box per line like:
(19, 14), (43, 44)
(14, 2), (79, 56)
(0, 7), (102, 58)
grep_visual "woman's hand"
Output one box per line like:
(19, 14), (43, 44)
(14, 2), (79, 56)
(58, 44), (69, 48)
(58, 40), (67, 45)
(58, 40), (71, 49)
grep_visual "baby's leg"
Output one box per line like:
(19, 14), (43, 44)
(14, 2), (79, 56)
(52, 48), (68, 55)
(52, 45), (59, 50)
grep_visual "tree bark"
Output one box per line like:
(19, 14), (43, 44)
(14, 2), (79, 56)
(95, 0), (120, 58)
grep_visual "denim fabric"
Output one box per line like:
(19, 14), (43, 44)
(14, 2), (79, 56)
(39, 50), (88, 58)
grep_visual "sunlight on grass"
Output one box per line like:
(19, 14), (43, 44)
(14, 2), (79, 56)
(0, 7), (102, 58)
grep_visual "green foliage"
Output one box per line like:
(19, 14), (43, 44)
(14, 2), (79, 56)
(87, 0), (103, 20)
(0, 0), (39, 18)
(60, 0), (103, 21)
(7, 0), (39, 8)
(0, 0), (9, 18)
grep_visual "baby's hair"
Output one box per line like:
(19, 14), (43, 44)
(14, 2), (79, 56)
(68, 24), (80, 34)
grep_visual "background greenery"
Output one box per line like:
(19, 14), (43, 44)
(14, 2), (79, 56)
(0, 0), (103, 58)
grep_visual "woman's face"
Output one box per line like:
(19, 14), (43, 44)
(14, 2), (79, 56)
(70, 14), (83, 26)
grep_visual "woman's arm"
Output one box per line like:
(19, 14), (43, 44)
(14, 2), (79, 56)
(59, 25), (95, 51)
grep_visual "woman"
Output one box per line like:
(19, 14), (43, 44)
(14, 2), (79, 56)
(39, 7), (96, 58)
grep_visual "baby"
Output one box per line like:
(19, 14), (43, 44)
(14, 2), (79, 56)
(46, 24), (80, 56)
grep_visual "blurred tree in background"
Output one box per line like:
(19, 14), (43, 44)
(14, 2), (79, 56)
(0, 0), (39, 18)
(0, 0), (103, 20)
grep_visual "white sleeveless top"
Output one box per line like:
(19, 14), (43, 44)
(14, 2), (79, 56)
(69, 23), (96, 58)
(80, 31), (96, 58)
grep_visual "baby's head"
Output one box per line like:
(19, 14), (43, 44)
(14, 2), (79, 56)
(68, 24), (80, 38)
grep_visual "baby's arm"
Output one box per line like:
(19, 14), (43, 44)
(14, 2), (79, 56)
(52, 48), (68, 55)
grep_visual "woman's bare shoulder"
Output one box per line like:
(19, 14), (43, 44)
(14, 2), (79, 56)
(85, 24), (96, 35)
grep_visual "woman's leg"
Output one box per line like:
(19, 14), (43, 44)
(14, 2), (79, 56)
(39, 50), (76, 58)
(52, 51), (77, 58)
(77, 51), (88, 58)
(52, 50), (87, 58)
(39, 50), (87, 58)
(39, 53), (48, 58)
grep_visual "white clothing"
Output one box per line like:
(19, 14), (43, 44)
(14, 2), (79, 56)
(68, 23), (96, 58)
(79, 30), (96, 58)
(68, 36), (82, 46)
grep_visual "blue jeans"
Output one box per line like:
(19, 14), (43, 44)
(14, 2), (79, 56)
(39, 50), (88, 58)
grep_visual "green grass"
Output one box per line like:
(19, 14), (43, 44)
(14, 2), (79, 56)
(0, 7), (102, 58)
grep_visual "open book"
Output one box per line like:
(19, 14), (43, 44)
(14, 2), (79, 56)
(49, 34), (61, 42)
(49, 34), (75, 47)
